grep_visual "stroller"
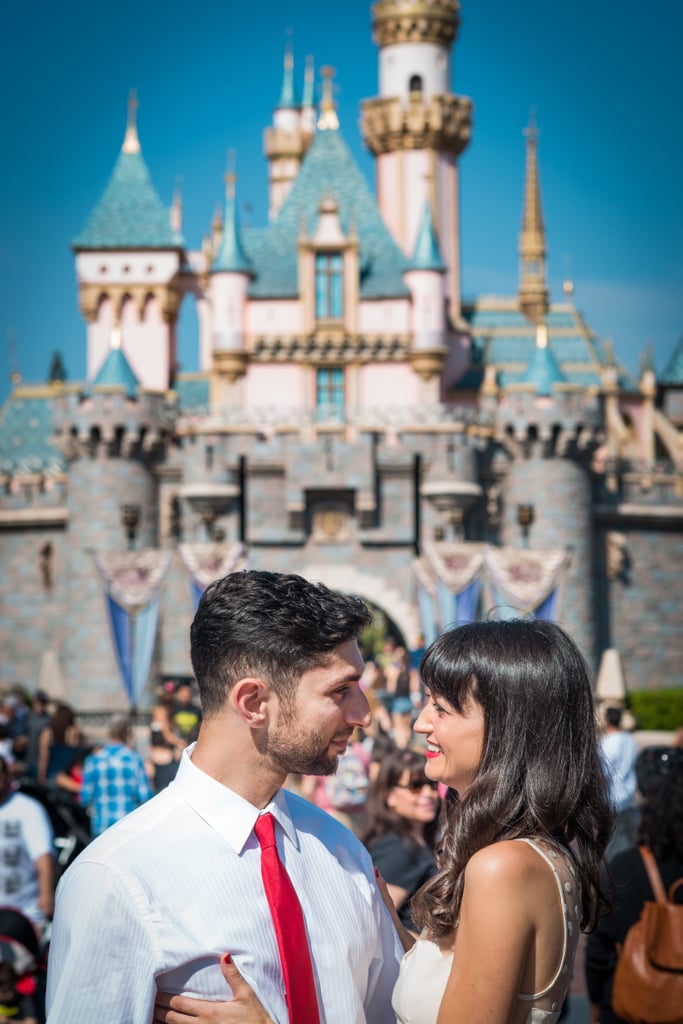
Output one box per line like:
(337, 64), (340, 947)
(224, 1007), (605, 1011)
(17, 778), (91, 883)
(0, 906), (46, 1023)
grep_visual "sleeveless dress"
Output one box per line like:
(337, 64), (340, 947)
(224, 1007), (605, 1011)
(392, 838), (581, 1024)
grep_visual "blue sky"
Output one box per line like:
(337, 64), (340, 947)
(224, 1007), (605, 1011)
(1, 0), (681, 403)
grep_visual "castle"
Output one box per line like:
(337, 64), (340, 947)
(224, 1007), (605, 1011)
(1, 0), (682, 710)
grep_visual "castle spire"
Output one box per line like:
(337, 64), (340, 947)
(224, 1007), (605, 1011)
(212, 152), (253, 275)
(518, 111), (549, 324)
(277, 33), (300, 109)
(122, 89), (141, 154)
(317, 66), (339, 131)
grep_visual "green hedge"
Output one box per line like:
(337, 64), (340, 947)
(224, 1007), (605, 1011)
(627, 688), (683, 731)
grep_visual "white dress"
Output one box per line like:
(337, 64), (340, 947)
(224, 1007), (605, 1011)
(392, 838), (581, 1024)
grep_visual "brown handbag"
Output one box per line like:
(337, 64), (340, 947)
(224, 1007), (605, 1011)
(611, 846), (683, 1024)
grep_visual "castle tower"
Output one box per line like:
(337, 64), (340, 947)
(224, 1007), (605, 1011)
(518, 115), (549, 324)
(264, 42), (313, 221)
(209, 164), (254, 399)
(51, 334), (173, 706)
(403, 200), (448, 390)
(361, 0), (472, 319)
(72, 93), (185, 392)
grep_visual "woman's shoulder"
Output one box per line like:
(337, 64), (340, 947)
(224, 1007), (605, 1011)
(464, 839), (554, 891)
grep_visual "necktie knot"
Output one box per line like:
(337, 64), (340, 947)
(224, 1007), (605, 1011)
(254, 812), (277, 851)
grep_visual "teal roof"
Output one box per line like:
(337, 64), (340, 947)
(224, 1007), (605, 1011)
(0, 393), (63, 473)
(212, 188), (253, 275)
(661, 335), (683, 385)
(245, 128), (409, 300)
(520, 342), (565, 395)
(462, 301), (606, 390)
(92, 347), (139, 397)
(73, 148), (184, 250)
(408, 202), (446, 272)
(277, 52), (300, 109)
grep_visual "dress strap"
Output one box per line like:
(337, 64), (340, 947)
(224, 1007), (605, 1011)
(514, 837), (570, 1001)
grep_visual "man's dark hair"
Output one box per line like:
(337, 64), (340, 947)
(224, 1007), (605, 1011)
(604, 705), (623, 729)
(190, 570), (371, 716)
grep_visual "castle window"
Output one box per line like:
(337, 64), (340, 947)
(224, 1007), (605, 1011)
(315, 252), (343, 320)
(316, 367), (345, 417)
(409, 74), (423, 96)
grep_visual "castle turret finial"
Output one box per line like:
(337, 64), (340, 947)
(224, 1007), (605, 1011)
(317, 66), (339, 130)
(518, 109), (549, 324)
(303, 54), (315, 108)
(122, 89), (141, 155)
(170, 176), (183, 234)
(277, 31), (300, 109)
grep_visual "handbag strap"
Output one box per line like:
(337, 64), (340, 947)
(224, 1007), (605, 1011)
(639, 845), (668, 903)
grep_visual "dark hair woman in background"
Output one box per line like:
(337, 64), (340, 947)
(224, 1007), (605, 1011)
(362, 748), (440, 931)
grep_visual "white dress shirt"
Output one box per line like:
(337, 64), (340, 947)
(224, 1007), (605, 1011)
(46, 746), (401, 1023)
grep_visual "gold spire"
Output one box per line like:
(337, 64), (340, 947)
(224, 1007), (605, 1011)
(224, 148), (236, 199)
(518, 111), (549, 324)
(317, 66), (339, 130)
(122, 90), (141, 154)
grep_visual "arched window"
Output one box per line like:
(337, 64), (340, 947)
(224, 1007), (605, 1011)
(409, 74), (423, 96)
(315, 252), (343, 320)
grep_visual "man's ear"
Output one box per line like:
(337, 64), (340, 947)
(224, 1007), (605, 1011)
(231, 678), (271, 728)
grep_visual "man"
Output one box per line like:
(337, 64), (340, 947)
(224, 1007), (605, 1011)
(600, 703), (640, 859)
(47, 571), (401, 1023)
(170, 678), (202, 742)
(80, 714), (152, 836)
(23, 690), (51, 779)
(0, 756), (54, 928)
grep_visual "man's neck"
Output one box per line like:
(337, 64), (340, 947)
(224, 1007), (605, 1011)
(192, 723), (285, 809)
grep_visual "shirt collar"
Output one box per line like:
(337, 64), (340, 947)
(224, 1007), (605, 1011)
(173, 744), (299, 855)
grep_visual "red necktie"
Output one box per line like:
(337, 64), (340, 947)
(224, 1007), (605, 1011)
(254, 812), (321, 1024)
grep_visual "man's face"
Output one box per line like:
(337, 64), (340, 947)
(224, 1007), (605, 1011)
(175, 684), (192, 706)
(265, 640), (370, 777)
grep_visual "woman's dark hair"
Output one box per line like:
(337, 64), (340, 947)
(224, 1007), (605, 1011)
(411, 619), (613, 940)
(362, 748), (440, 849)
(50, 704), (76, 745)
(638, 756), (683, 860)
(190, 571), (371, 716)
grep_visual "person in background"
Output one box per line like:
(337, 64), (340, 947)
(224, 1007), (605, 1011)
(23, 693), (51, 781)
(171, 680), (202, 743)
(599, 704), (640, 859)
(362, 748), (440, 932)
(151, 686), (186, 752)
(0, 757), (54, 930)
(585, 752), (683, 1023)
(80, 715), (152, 836)
(145, 723), (180, 794)
(36, 706), (80, 786)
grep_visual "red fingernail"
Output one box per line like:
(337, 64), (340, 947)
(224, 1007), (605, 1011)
(374, 867), (380, 878)
(223, 953), (232, 964)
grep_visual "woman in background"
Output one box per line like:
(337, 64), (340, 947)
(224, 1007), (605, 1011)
(362, 747), (440, 932)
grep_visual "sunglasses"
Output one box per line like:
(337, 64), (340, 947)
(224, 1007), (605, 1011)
(394, 779), (439, 793)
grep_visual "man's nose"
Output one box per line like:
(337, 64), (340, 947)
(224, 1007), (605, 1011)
(348, 688), (372, 729)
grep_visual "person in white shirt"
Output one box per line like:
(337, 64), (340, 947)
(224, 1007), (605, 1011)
(0, 756), (54, 928)
(599, 704), (640, 858)
(46, 570), (402, 1024)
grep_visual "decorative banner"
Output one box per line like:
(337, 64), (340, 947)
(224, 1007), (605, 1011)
(178, 541), (247, 611)
(484, 546), (571, 617)
(423, 541), (484, 630)
(93, 550), (173, 707)
(411, 557), (439, 645)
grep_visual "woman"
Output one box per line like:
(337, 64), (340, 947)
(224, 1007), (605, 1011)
(362, 747), (440, 931)
(585, 753), (683, 1023)
(36, 703), (81, 785)
(154, 619), (612, 1024)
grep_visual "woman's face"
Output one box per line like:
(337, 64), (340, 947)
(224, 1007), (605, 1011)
(386, 768), (440, 824)
(413, 690), (485, 796)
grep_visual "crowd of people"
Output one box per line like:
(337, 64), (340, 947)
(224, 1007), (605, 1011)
(0, 570), (680, 1023)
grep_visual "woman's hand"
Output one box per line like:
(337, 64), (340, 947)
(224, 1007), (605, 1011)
(153, 954), (274, 1024)
(375, 868), (416, 953)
